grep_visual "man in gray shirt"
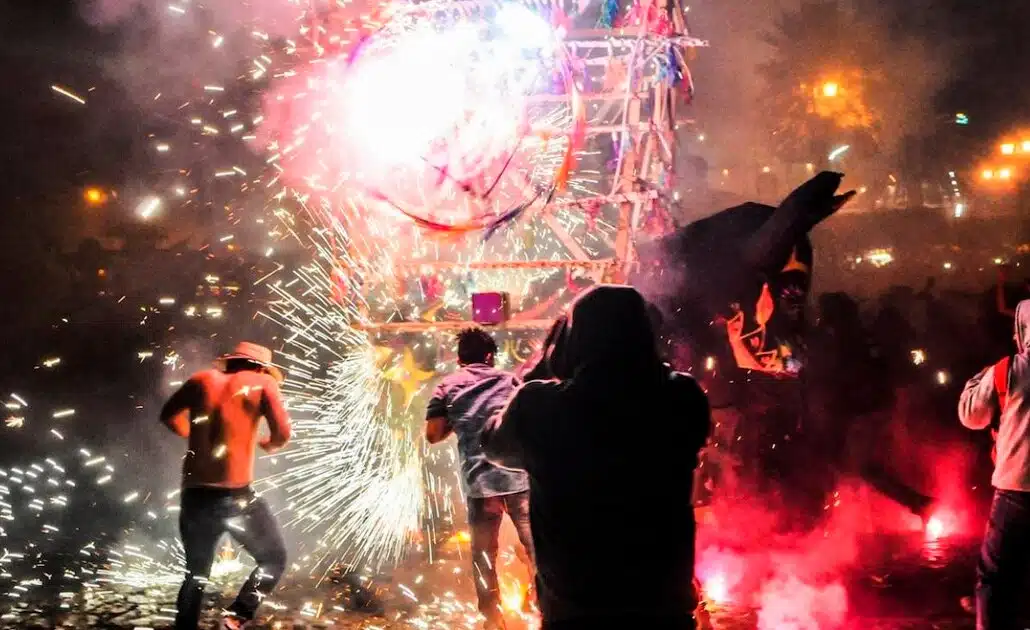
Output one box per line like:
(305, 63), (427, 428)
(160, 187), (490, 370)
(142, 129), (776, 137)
(426, 327), (534, 630)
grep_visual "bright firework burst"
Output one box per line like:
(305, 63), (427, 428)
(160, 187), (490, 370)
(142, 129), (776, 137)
(259, 0), (584, 232)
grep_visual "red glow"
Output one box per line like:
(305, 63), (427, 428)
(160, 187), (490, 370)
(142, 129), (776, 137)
(924, 510), (957, 541)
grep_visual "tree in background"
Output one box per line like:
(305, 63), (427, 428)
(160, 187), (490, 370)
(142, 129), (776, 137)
(756, 0), (952, 206)
(757, 1), (887, 167)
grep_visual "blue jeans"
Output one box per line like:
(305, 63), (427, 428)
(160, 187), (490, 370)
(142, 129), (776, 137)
(977, 489), (1030, 630)
(468, 491), (536, 618)
(175, 487), (288, 630)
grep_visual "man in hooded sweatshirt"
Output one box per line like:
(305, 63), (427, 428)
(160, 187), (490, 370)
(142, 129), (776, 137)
(483, 285), (711, 630)
(959, 299), (1030, 629)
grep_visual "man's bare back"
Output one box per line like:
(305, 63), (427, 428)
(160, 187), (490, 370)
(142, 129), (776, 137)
(161, 368), (291, 488)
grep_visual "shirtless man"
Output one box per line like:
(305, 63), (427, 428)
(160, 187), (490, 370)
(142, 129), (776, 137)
(160, 342), (292, 630)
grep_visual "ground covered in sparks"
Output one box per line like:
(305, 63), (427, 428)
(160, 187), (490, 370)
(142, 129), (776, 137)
(2, 533), (989, 629)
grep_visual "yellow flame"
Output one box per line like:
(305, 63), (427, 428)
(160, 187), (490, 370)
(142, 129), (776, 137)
(447, 530), (471, 545)
(499, 576), (525, 613)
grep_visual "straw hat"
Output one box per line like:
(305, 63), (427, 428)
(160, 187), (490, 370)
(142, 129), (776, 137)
(215, 342), (285, 383)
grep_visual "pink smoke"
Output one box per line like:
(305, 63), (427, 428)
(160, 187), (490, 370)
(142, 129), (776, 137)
(756, 574), (848, 630)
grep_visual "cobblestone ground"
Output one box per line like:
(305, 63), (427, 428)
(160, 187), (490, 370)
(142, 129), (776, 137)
(2, 535), (989, 629)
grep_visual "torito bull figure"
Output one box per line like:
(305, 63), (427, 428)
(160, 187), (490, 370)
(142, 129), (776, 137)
(634, 173), (932, 526)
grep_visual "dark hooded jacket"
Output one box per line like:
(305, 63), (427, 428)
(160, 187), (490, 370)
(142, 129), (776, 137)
(519, 314), (569, 382)
(483, 285), (711, 626)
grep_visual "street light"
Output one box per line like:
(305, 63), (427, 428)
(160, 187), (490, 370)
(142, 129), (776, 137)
(84, 187), (107, 206)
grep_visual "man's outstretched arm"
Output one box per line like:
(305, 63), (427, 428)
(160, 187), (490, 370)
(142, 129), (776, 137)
(424, 382), (453, 444)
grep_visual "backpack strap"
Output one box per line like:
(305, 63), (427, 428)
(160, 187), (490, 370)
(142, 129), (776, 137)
(995, 355), (1011, 410)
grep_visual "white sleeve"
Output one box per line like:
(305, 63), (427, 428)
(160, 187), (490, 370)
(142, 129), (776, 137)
(958, 365), (996, 431)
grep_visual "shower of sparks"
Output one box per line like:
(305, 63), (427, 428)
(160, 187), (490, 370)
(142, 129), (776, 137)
(255, 0), (584, 231)
(50, 84), (86, 105)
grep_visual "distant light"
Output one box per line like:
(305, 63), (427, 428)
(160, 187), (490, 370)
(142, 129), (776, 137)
(1023, 141), (1030, 153)
(999, 168), (1013, 180)
(1001, 143), (1016, 155)
(925, 516), (945, 540)
(859, 186), (868, 194)
(955, 113), (969, 125)
(155, 143), (170, 153)
(704, 356), (716, 371)
(936, 370), (950, 386)
(762, 166), (771, 173)
(943, 262), (953, 270)
(866, 248), (893, 268)
(806, 163), (815, 172)
(828, 145), (851, 161)
(821, 82), (839, 98)
(910, 349), (927, 365)
(84, 187), (107, 206)
(697, 134), (705, 142)
(994, 257), (1004, 265)
(948, 171), (956, 178)
(954, 203), (965, 218)
(158, 297), (176, 306)
(722, 168), (730, 177)
(137, 196), (162, 220)
(982, 169), (994, 180)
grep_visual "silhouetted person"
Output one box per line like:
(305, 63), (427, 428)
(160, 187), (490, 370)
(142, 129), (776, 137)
(160, 342), (292, 630)
(484, 285), (711, 629)
(425, 328), (535, 630)
(960, 300), (1030, 629)
(519, 314), (568, 382)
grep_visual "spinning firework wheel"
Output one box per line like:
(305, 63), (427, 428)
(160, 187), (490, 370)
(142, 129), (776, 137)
(334, 0), (709, 334)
